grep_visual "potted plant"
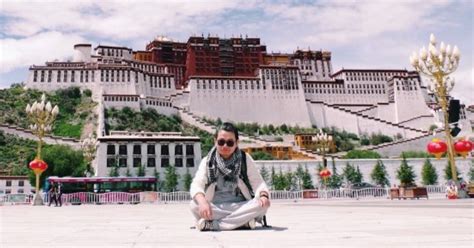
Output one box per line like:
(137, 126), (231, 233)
(396, 156), (428, 199)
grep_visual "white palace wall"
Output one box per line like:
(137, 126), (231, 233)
(376, 103), (396, 123)
(188, 78), (312, 127)
(306, 102), (422, 138)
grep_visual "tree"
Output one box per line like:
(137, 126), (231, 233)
(370, 160), (390, 187)
(469, 160), (474, 183)
(284, 169), (297, 190)
(342, 162), (362, 185)
(153, 167), (161, 191)
(28, 145), (86, 189)
(301, 165), (315, 189)
(183, 168), (193, 191)
(280, 124), (289, 134)
(421, 158), (438, 185)
(259, 166), (270, 185)
(273, 168), (287, 190)
(396, 156), (416, 187)
(108, 164), (119, 177)
(355, 166), (363, 183)
(270, 166), (276, 189)
(137, 164), (146, 177)
(163, 166), (180, 192)
(444, 160), (461, 181)
(295, 164), (305, 189)
(125, 168), (132, 177)
(327, 158), (342, 189)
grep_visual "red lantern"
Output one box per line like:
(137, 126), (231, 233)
(319, 168), (331, 179)
(29, 159), (48, 175)
(453, 139), (473, 158)
(427, 138), (448, 159)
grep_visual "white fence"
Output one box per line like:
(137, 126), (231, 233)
(0, 186), (449, 205)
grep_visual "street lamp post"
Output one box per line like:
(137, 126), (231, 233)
(312, 129), (334, 168)
(312, 129), (334, 191)
(26, 93), (59, 205)
(82, 134), (98, 177)
(409, 34), (461, 184)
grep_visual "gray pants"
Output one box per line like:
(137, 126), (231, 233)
(190, 199), (269, 230)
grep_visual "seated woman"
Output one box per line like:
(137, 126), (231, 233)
(189, 122), (270, 231)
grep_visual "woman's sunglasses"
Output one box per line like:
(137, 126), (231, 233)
(217, 139), (235, 147)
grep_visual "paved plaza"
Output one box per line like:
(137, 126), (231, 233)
(1, 199), (473, 247)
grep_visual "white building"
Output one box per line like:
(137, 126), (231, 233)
(25, 43), (470, 142)
(95, 131), (201, 190)
(0, 176), (33, 194)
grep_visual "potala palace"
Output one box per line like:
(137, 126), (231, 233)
(25, 35), (462, 140)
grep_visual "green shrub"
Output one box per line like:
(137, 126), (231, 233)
(360, 138), (370, 146)
(370, 133), (393, 146)
(344, 150), (381, 159)
(251, 151), (275, 160)
(342, 162), (363, 184)
(444, 160), (461, 181)
(400, 151), (431, 158)
(421, 158), (438, 185)
(396, 156), (416, 187)
(469, 160), (474, 183)
(83, 89), (92, 97)
(370, 160), (390, 187)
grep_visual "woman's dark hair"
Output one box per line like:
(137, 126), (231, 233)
(215, 122), (239, 140)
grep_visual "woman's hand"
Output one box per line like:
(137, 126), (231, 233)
(259, 192), (271, 208)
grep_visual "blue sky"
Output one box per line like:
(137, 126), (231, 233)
(1, 0), (472, 104)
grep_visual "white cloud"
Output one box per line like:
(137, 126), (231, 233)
(450, 66), (474, 105)
(0, 0), (471, 96)
(0, 31), (86, 73)
(1, 0), (249, 40)
(261, 0), (451, 48)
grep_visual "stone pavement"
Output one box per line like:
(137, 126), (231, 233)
(1, 199), (473, 248)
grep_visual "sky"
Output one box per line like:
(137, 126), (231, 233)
(1, 0), (473, 104)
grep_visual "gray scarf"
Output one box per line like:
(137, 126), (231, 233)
(206, 146), (243, 184)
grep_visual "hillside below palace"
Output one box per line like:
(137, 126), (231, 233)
(26, 35), (461, 140)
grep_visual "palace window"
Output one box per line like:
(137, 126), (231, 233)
(133, 158), (141, 167)
(175, 158), (183, 167)
(133, 145), (141, 155)
(119, 145), (127, 155)
(186, 144), (194, 155)
(118, 158), (127, 167)
(107, 158), (116, 167)
(161, 145), (169, 155)
(147, 157), (156, 167)
(186, 158), (195, 167)
(161, 158), (169, 167)
(107, 145), (115, 155)
(147, 145), (155, 155)
(175, 144), (183, 155)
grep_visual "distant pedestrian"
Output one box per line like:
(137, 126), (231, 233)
(56, 183), (63, 207)
(48, 182), (58, 207)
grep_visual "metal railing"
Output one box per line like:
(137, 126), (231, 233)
(0, 186), (451, 205)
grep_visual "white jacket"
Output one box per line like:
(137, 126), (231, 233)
(190, 152), (269, 202)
